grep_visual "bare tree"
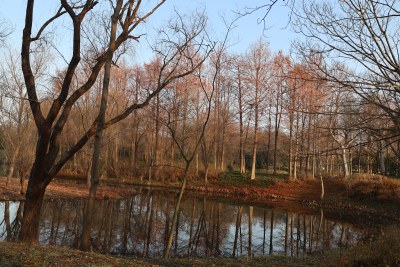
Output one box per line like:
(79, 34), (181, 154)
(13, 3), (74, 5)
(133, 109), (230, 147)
(0, 49), (38, 190)
(245, 39), (271, 180)
(295, 0), (400, 154)
(271, 51), (290, 175)
(162, 56), (215, 258)
(163, 19), (235, 257)
(20, 0), (210, 244)
(231, 55), (250, 174)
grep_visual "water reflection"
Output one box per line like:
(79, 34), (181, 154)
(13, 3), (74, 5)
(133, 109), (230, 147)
(0, 201), (23, 242)
(0, 189), (366, 258)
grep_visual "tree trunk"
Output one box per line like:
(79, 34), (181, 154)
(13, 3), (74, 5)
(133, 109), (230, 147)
(80, 1), (122, 251)
(248, 206), (253, 257)
(6, 149), (18, 187)
(163, 164), (189, 258)
(341, 145), (350, 178)
(202, 138), (209, 184)
(379, 140), (386, 175)
(266, 108), (272, 173)
(273, 83), (282, 175)
(19, 182), (46, 243)
(5, 201), (11, 241)
(288, 115), (294, 180)
(232, 206), (242, 257)
(250, 67), (260, 181)
(294, 113), (300, 180)
(238, 68), (246, 174)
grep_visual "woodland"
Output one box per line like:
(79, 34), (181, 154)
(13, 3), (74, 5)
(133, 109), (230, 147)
(0, 0), (400, 266)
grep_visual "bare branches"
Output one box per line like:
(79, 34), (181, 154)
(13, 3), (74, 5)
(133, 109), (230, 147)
(30, 7), (67, 42)
(237, 0), (294, 31)
(46, 6), (213, 179)
(0, 18), (13, 45)
(294, 0), (400, 146)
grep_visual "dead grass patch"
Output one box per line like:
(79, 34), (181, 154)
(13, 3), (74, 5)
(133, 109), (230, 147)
(344, 174), (400, 203)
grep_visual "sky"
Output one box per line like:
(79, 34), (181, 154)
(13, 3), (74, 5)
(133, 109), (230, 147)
(0, 0), (296, 63)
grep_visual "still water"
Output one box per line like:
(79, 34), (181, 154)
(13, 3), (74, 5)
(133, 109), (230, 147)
(0, 189), (367, 258)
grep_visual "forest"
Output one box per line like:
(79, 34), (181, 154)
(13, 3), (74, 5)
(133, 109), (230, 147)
(0, 0), (400, 266)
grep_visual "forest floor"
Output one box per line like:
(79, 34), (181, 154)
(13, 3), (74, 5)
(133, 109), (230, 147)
(0, 173), (400, 266)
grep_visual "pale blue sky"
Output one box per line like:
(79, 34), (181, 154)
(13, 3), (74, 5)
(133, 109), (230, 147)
(1, 1), (295, 62)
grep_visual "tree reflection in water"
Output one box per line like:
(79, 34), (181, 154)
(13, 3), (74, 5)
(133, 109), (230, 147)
(0, 190), (366, 258)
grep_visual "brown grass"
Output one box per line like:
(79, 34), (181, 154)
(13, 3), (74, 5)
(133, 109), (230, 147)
(344, 174), (400, 203)
(0, 177), (139, 201)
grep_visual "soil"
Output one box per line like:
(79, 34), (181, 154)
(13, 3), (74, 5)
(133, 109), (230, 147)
(0, 177), (139, 201)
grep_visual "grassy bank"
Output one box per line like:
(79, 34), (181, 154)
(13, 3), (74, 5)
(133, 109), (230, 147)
(0, 241), (151, 267)
(1, 226), (400, 267)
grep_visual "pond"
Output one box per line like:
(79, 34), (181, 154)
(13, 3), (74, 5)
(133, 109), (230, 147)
(0, 188), (367, 258)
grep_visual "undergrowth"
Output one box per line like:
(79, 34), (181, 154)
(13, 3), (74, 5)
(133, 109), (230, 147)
(344, 174), (400, 204)
(217, 171), (276, 188)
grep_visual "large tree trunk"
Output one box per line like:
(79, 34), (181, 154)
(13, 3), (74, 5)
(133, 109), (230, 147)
(19, 180), (46, 243)
(19, 124), (53, 242)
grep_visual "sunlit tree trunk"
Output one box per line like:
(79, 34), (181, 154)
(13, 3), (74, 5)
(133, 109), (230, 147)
(340, 145), (350, 178)
(250, 66), (260, 181)
(289, 114), (294, 180)
(154, 94), (160, 179)
(266, 108), (272, 173)
(236, 62), (246, 174)
(294, 112), (300, 179)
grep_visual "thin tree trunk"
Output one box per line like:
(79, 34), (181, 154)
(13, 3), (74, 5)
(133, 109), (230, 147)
(294, 113), (300, 180)
(232, 206), (242, 257)
(269, 209), (274, 254)
(163, 164), (190, 258)
(288, 114), (294, 180)
(248, 206), (253, 257)
(6, 150), (18, 187)
(379, 140), (386, 175)
(266, 108), (272, 173)
(341, 145), (350, 178)
(250, 66), (259, 181)
(238, 66), (246, 174)
(80, 1), (122, 251)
